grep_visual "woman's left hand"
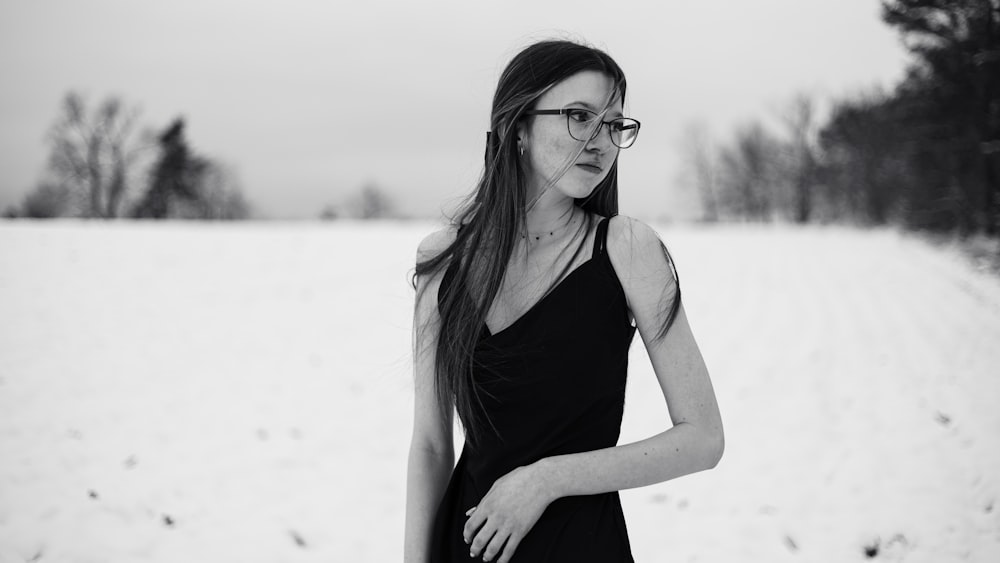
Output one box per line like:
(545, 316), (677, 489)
(463, 462), (556, 563)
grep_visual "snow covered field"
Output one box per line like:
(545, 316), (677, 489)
(1, 220), (998, 562)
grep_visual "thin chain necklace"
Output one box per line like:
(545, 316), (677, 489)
(520, 208), (580, 242)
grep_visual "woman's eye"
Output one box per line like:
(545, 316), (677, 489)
(566, 109), (594, 123)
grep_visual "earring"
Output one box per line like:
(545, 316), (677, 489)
(519, 144), (525, 157)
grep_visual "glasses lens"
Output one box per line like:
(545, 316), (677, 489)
(565, 109), (599, 142)
(612, 119), (640, 148)
(564, 111), (640, 148)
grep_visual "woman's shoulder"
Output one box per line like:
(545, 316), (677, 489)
(416, 223), (460, 262)
(604, 214), (665, 259)
(603, 213), (678, 285)
(603, 214), (680, 323)
(414, 224), (461, 297)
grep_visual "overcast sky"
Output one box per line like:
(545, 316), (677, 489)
(0, 0), (910, 220)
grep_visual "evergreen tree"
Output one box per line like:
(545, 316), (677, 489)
(881, 0), (1000, 233)
(131, 119), (205, 219)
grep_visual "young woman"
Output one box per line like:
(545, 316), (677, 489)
(404, 40), (724, 563)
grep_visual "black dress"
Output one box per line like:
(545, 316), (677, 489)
(430, 215), (664, 562)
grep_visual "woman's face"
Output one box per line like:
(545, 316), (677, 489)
(518, 70), (622, 202)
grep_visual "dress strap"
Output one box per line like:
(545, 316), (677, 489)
(592, 215), (612, 259)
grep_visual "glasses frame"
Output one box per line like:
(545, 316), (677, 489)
(522, 108), (641, 149)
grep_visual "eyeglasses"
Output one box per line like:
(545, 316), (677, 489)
(523, 108), (641, 149)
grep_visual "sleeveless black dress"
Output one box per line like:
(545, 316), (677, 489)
(429, 215), (645, 562)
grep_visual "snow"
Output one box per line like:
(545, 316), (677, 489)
(1, 220), (998, 562)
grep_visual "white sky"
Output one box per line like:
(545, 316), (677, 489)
(0, 0), (910, 220)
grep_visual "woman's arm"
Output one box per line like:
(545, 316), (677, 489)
(403, 230), (457, 563)
(535, 215), (724, 498)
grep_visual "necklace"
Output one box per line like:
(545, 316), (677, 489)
(521, 230), (558, 242)
(520, 209), (581, 242)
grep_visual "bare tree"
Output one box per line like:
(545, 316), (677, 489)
(175, 160), (251, 220)
(778, 94), (821, 223)
(818, 89), (906, 225)
(679, 122), (721, 222)
(717, 122), (782, 221)
(45, 92), (149, 218)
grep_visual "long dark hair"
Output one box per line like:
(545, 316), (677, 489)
(411, 39), (680, 448)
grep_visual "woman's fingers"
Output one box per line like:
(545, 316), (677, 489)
(468, 522), (497, 559)
(480, 528), (510, 562)
(463, 509), (483, 544)
(495, 532), (523, 563)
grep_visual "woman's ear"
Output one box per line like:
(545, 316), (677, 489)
(515, 120), (528, 145)
(515, 121), (530, 156)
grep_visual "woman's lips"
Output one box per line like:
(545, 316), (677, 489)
(576, 163), (602, 173)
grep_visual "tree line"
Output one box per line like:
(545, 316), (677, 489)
(4, 89), (398, 222)
(686, 0), (998, 236)
(5, 92), (250, 220)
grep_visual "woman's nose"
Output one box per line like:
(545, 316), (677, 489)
(587, 123), (614, 152)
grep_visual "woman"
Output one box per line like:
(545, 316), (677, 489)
(404, 40), (724, 563)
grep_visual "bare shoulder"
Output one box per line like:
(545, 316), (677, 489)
(416, 223), (459, 263)
(604, 215), (681, 341)
(604, 214), (670, 273)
